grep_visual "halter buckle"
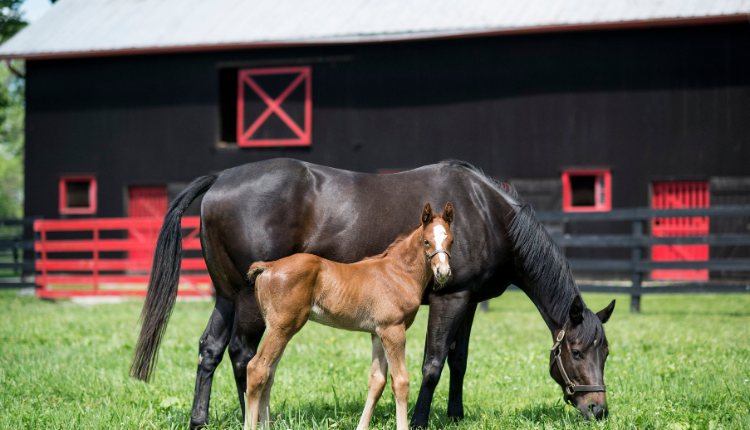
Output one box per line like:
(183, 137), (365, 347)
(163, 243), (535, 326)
(556, 330), (565, 342)
(565, 384), (576, 395)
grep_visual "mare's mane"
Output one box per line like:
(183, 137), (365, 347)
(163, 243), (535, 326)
(440, 160), (604, 347)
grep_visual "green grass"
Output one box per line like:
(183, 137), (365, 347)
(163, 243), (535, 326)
(1, 290), (749, 429)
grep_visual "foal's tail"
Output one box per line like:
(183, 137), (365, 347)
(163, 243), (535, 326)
(246, 265), (267, 289)
(130, 173), (219, 382)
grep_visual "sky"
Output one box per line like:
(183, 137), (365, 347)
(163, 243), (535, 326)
(19, 0), (52, 24)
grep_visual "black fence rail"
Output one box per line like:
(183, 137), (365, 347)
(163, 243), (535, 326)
(0, 218), (37, 289)
(535, 206), (750, 313)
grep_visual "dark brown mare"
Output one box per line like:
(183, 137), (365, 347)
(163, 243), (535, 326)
(131, 158), (616, 428)
(244, 203), (454, 430)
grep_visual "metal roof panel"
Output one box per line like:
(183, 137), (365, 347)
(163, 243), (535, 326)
(1, 0), (748, 58)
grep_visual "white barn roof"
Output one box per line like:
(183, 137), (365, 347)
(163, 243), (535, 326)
(2, 0), (749, 59)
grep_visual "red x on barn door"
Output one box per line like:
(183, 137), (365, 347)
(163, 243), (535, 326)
(237, 66), (312, 147)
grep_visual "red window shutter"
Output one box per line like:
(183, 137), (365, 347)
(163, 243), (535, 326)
(59, 176), (97, 215)
(237, 66), (312, 147)
(651, 181), (709, 281)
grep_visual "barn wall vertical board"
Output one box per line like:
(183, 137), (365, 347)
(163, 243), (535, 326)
(24, 24), (750, 224)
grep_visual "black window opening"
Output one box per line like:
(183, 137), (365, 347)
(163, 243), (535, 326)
(570, 175), (598, 207)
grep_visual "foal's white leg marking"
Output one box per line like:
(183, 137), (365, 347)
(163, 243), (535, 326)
(432, 224), (449, 263)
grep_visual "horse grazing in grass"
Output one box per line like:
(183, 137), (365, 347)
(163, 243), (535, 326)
(131, 158), (616, 428)
(243, 202), (454, 430)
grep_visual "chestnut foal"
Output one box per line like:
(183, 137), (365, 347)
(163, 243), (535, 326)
(243, 202), (454, 430)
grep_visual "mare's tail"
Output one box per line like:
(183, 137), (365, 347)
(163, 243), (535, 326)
(130, 173), (219, 382)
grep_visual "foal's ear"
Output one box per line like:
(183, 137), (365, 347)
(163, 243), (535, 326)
(442, 202), (454, 224)
(596, 300), (616, 324)
(569, 294), (584, 324)
(421, 203), (433, 225)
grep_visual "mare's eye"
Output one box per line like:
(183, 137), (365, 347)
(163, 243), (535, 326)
(424, 240), (429, 245)
(571, 349), (583, 359)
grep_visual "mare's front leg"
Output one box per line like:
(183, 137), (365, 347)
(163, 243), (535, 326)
(410, 291), (472, 429)
(190, 294), (235, 430)
(379, 325), (410, 430)
(357, 335), (388, 430)
(447, 303), (478, 421)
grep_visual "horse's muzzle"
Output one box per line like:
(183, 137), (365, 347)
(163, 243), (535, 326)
(434, 267), (452, 288)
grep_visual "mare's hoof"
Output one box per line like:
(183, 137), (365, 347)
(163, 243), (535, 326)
(189, 418), (207, 430)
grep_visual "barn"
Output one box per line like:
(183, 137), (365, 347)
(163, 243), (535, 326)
(1, 0), (749, 277)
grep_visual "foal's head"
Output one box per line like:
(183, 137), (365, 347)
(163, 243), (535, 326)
(420, 202), (454, 287)
(550, 296), (616, 420)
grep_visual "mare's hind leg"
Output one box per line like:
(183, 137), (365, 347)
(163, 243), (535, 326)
(228, 299), (265, 420)
(447, 303), (478, 421)
(190, 294), (235, 430)
(379, 325), (409, 430)
(356, 335), (388, 430)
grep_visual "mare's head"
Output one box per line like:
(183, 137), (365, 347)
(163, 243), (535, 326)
(550, 296), (616, 420)
(420, 202), (454, 287)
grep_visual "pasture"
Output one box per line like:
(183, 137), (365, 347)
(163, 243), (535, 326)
(1, 289), (748, 429)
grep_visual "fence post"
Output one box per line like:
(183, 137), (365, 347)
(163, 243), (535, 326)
(630, 219), (643, 313)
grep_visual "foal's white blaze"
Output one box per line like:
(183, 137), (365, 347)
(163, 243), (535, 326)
(432, 224), (448, 263)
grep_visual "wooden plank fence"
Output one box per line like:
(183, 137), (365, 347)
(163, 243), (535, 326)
(535, 205), (750, 313)
(0, 218), (37, 289)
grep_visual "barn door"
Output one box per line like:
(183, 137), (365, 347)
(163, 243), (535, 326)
(128, 186), (168, 260)
(651, 181), (709, 281)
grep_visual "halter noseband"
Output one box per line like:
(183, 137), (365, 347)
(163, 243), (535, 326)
(427, 249), (451, 261)
(550, 322), (606, 400)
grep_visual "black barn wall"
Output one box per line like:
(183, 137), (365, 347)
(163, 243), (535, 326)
(24, 23), (750, 220)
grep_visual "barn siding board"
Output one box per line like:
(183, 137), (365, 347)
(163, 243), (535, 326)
(24, 24), (750, 223)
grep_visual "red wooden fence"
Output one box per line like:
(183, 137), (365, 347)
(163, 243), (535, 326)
(34, 217), (212, 299)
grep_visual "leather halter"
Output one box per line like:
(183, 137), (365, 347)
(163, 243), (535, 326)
(427, 249), (451, 261)
(549, 323), (606, 399)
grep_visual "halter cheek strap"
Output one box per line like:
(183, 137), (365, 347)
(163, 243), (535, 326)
(427, 249), (451, 261)
(550, 323), (606, 398)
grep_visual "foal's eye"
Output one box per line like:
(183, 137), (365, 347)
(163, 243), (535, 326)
(571, 349), (583, 359)
(424, 240), (429, 245)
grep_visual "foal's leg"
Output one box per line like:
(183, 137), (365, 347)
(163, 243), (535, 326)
(379, 325), (410, 430)
(356, 335), (388, 430)
(447, 303), (478, 421)
(411, 291), (471, 429)
(245, 329), (293, 430)
(258, 360), (278, 425)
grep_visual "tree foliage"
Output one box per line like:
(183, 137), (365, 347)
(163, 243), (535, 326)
(1, 0), (26, 44)
(0, 0), (26, 218)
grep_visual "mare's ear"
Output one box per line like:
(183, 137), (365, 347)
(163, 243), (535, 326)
(442, 202), (454, 224)
(421, 203), (433, 225)
(569, 295), (584, 324)
(596, 300), (616, 324)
